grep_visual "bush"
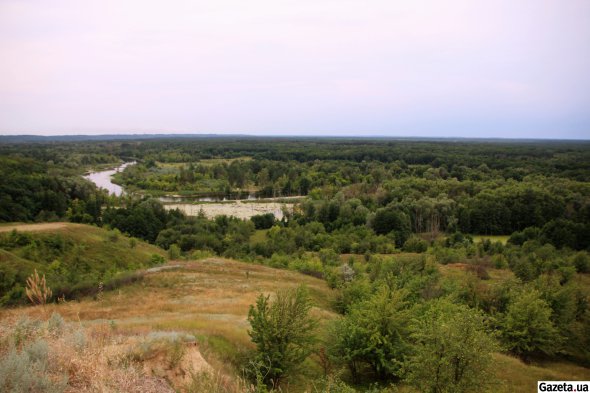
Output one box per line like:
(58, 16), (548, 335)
(247, 286), (317, 388)
(47, 313), (65, 337)
(168, 244), (181, 260)
(572, 252), (590, 273)
(107, 229), (120, 243)
(0, 340), (67, 393)
(402, 236), (428, 253)
(330, 286), (410, 381)
(404, 299), (499, 393)
(251, 214), (276, 230)
(502, 289), (561, 359)
(150, 254), (166, 265)
(492, 254), (508, 269)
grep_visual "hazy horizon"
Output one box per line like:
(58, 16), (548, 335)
(1, 0), (589, 139)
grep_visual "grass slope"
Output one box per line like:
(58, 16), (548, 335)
(1, 257), (337, 391)
(0, 223), (166, 305)
(3, 255), (588, 392)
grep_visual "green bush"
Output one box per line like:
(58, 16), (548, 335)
(404, 299), (499, 393)
(168, 244), (181, 260)
(247, 286), (317, 388)
(402, 236), (428, 253)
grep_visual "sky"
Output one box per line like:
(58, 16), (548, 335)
(0, 0), (589, 139)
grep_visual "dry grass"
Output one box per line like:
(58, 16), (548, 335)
(4, 254), (586, 392)
(0, 257), (337, 391)
(0, 222), (69, 233)
(0, 315), (176, 392)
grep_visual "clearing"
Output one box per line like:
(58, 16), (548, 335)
(0, 222), (69, 233)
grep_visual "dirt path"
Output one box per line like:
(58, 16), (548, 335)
(0, 222), (69, 233)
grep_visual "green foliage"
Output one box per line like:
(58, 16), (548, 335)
(312, 376), (357, 393)
(371, 208), (411, 247)
(168, 244), (181, 260)
(0, 226), (165, 305)
(402, 236), (428, 253)
(251, 213), (276, 230)
(501, 289), (561, 359)
(330, 286), (411, 381)
(571, 251), (590, 273)
(404, 299), (499, 393)
(0, 154), (108, 223)
(247, 286), (317, 388)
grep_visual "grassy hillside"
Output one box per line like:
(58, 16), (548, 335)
(1, 256), (588, 392)
(0, 223), (166, 305)
(0, 257), (336, 391)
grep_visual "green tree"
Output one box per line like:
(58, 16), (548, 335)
(404, 299), (499, 393)
(330, 286), (410, 381)
(501, 289), (561, 360)
(247, 286), (317, 388)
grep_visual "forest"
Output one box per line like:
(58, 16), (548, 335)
(0, 136), (589, 392)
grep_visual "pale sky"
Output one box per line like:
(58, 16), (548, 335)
(1, 0), (589, 138)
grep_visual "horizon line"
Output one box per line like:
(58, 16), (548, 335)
(1, 132), (590, 142)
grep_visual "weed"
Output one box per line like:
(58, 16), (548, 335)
(13, 317), (42, 347)
(47, 313), (65, 337)
(68, 329), (86, 353)
(0, 341), (67, 393)
(25, 269), (52, 306)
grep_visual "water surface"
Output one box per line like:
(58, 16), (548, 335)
(84, 161), (135, 196)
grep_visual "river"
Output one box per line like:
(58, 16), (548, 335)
(83, 162), (298, 219)
(83, 162), (135, 196)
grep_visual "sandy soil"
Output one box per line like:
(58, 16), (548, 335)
(164, 201), (292, 220)
(0, 222), (69, 232)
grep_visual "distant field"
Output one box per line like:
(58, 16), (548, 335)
(156, 157), (253, 169)
(472, 234), (510, 244)
(0, 222), (69, 233)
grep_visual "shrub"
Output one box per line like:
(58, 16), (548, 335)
(0, 340), (67, 393)
(68, 330), (87, 353)
(247, 286), (317, 388)
(492, 254), (508, 269)
(572, 251), (590, 273)
(107, 229), (120, 242)
(404, 299), (499, 393)
(150, 254), (165, 265)
(251, 214), (276, 230)
(13, 317), (42, 347)
(402, 236), (428, 253)
(501, 289), (561, 359)
(168, 244), (181, 260)
(47, 313), (65, 337)
(330, 286), (410, 381)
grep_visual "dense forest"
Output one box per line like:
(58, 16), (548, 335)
(1, 137), (589, 391)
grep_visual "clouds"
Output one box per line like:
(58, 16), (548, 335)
(0, 0), (589, 138)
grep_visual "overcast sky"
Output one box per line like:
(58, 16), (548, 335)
(1, 0), (589, 138)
